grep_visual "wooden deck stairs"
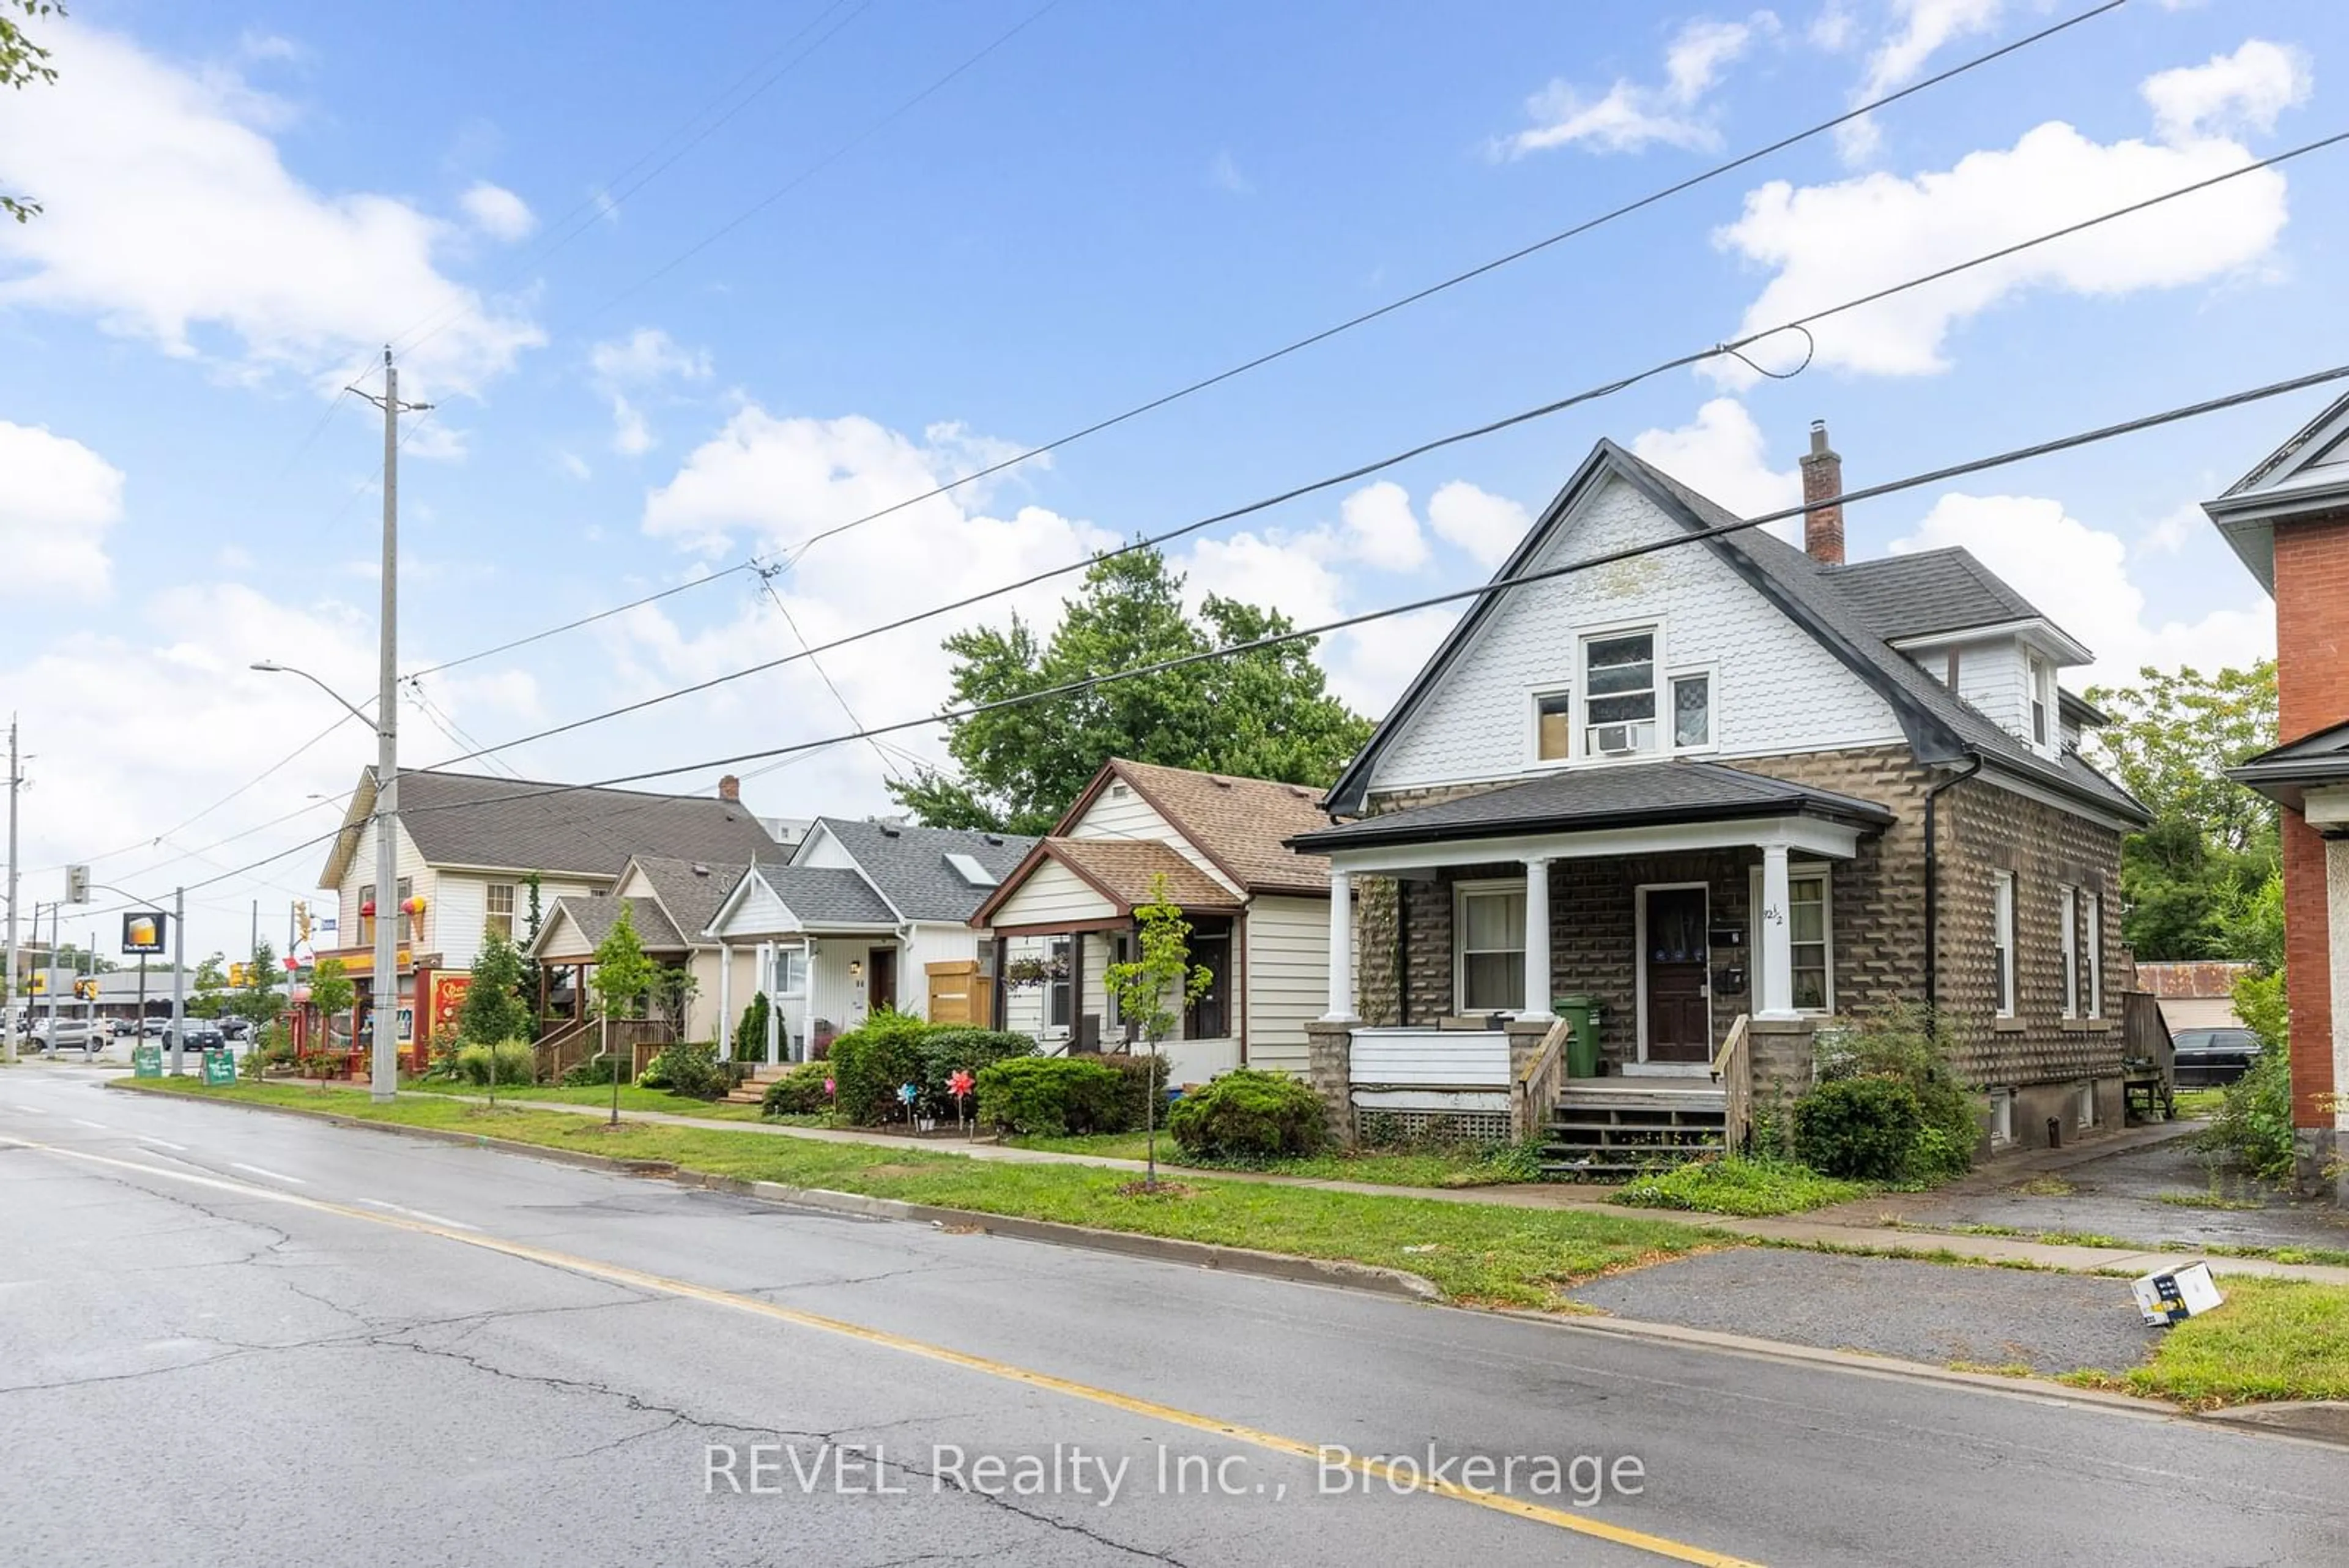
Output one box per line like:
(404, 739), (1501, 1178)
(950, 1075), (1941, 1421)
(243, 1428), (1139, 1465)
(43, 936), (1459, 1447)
(724, 1062), (790, 1105)
(1540, 1082), (1730, 1180)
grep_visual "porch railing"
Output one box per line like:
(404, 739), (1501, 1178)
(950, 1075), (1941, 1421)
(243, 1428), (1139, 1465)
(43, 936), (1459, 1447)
(1710, 1013), (1752, 1154)
(1511, 1017), (1573, 1142)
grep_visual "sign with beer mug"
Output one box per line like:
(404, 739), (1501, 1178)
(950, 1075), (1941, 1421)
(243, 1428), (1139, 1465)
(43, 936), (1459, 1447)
(122, 912), (168, 955)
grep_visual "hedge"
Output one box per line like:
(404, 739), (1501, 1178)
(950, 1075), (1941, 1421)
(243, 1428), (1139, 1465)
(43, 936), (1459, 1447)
(974, 1057), (1128, 1137)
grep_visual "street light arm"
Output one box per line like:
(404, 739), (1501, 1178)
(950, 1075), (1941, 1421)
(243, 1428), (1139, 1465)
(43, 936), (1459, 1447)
(251, 661), (378, 734)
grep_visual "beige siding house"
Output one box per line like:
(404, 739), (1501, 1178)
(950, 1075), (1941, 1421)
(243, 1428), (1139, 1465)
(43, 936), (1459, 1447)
(974, 759), (1335, 1083)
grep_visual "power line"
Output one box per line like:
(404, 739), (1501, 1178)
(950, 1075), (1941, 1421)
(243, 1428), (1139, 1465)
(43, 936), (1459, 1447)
(388, 0), (876, 360)
(135, 354), (2349, 905)
(412, 359), (2349, 800)
(751, 559), (904, 782)
(774, 0), (2132, 562)
(414, 131), (2337, 771)
(403, 562), (759, 680)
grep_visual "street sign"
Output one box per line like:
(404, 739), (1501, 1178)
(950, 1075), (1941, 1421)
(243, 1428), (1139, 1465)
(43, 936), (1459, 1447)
(201, 1049), (237, 1087)
(122, 912), (168, 954)
(132, 1044), (162, 1079)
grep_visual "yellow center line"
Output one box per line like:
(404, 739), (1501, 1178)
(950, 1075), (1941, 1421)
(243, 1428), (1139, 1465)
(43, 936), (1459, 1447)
(6, 1136), (1762, 1567)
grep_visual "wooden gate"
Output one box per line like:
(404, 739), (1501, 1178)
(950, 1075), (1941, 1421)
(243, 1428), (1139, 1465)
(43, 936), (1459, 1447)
(926, 960), (993, 1027)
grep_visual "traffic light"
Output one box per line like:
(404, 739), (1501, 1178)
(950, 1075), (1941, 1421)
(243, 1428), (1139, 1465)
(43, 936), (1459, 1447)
(74, 979), (97, 1001)
(228, 963), (247, 989)
(65, 864), (90, 904)
(294, 901), (312, 942)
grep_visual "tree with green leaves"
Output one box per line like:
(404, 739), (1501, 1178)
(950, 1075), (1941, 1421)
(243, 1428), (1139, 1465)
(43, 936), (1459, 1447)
(591, 905), (658, 1124)
(2083, 662), (2280, 960)
(890, 546), (1373, 834)
(305, 959), (355, 1090)
(2, 2), (67, 223)
(188, 952), (229, 1019)
(458, 929), (532, 1048)
(226, 940), (287, 1029)
(1101, 875), (1215, 1186)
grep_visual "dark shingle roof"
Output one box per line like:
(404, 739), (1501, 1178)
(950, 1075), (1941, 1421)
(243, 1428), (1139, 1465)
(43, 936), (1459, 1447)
(1822, 548), (2043, 642)
(540, 895), (686, 957)
(762, 865), (899, 927)
(813, 819), (1038, 922)
(328, 770), (781, 886)
(628, 857), (746, 942)
(1293, 760), (1893, 851)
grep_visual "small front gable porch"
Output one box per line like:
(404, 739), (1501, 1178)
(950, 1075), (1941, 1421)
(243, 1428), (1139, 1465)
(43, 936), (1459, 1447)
(1289, 760), (1893, 1156)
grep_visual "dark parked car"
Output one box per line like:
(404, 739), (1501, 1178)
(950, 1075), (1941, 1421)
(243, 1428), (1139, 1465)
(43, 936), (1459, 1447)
(2172, 1027), (2262, 1087)
(161, 1019), (228, 1052)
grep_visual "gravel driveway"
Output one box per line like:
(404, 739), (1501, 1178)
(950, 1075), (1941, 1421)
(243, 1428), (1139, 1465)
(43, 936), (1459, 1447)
(1566, 1250), (2164, 1375)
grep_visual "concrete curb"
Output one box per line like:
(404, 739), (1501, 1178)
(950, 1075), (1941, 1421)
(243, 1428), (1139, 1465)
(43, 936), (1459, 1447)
(103, 1083), (1441, 1304)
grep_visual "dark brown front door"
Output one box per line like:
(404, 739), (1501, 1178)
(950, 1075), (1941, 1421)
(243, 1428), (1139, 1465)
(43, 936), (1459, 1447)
(1644, 887), (1710, 1064)
(868, 947), (898, 1013)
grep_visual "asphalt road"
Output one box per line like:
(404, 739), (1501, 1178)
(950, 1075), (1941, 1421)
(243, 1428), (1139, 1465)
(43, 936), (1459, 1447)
(3, 1066), (2343, 1568)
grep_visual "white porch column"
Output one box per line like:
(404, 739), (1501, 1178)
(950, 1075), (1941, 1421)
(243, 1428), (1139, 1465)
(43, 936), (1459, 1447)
(1758, 842), (1797, 1020)
(760, 941), (781, 1064)
(1323, 868), (1357, 1020)
(1520, 856), (1554, 1020)
(714, 940), (733, 1059)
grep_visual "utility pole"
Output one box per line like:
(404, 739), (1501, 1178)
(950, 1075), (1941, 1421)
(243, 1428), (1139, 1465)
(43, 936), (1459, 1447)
(168, 886), (187, 1077)
(5, 716), (19, 1065)
(351, 349), (428, 1104)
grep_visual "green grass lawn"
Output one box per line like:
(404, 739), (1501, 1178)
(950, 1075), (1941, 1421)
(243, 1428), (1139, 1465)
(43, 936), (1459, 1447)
(401, 1080), (776, 1121)
(2066, 1277), (2349, 1407)
(2170, 1087), (2225, 1120)
(117, 1077), (1726, 1309)
(1001, 1129), (1549, 1189)
(1608, 1158), (1876, 1217)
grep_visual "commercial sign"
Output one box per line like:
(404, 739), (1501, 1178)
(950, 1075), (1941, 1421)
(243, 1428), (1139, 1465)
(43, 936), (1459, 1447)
(132, 1044), (162, 1079)
(122, 912), (169, 955)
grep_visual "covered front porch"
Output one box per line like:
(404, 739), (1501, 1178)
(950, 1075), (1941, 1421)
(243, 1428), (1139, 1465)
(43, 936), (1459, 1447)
(1291, 760), (1893, 1156)
(527, 896), (692, 1079)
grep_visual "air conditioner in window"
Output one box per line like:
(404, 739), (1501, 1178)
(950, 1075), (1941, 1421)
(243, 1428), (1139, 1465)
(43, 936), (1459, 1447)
(1593, 723), (1636, 756)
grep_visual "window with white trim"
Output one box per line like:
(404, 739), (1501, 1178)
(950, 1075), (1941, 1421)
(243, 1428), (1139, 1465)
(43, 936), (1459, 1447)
(2084, 891), (2103, 1019)
(1582, 630), (1657, 758)
(775, 946), (807, 997)
(1532, 689), (1573, 762)
(485, 882), (515, 941)
(2058, 883), (2079, 1019)
(1455, 883), (1527, 1013)
(1670, 671), (1712, 750)
(1749, 864), (1833, 1013)
(1992, 872), (2017, 1017)
(2028, 653), (2051, 748)
(1046, 938), (1072, 1030)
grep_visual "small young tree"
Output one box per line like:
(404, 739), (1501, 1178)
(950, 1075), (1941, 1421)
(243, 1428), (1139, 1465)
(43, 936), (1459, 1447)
(226, 940), (288, 1031)
(590, 905), (658, 1126)
(188, 951), (229, 1019)
(307, 959), (357, 1093)
(1102, 874), (1214, 1187)
(459, 929), (532, 1049)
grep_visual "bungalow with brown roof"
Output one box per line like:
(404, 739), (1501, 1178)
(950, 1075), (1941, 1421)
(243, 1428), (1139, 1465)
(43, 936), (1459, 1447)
(970, 758), (1335, 1083)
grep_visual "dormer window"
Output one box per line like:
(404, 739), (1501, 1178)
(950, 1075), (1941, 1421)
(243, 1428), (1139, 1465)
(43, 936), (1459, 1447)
(1583, 630), (1657, 757)
(2028, 653), (2051, 747)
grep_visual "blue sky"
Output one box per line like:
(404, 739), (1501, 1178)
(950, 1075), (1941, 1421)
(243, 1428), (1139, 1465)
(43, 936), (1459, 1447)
(1, 0), (2341, 959)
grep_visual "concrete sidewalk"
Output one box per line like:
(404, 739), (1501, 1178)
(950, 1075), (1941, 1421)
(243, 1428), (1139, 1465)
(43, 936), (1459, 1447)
(434, 1089), (2349, 1288)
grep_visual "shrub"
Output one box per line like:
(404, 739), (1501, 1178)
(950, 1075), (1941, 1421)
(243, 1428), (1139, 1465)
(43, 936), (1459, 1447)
(1795, 1076), (1923, 1181)
(732, 992), (771, 1062)
(1801, 1003), (1980, 1183)
(2206, 1039), (2295, 1184)
(1167, 1069), (1326, 1160)
(637, 1041), (727, 1099)
(762, 1059), (833, 1117)
(455, 1040), (534, 1087)
(826, 1009), (934, 1124)
(976, 1057), (1127, 1137)
(453, 1042), (493, 1086)
(562, 1053), (617, 1087)
(919, 1028), (1035, 1112)
(1100, 1051), (1171, 1130)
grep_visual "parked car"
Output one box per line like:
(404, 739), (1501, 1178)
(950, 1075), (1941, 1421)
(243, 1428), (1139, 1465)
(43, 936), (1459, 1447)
(220, 1017), (254, 1041)
(161, 1020), (228, 1051)
(2172, 1027), (2263, 1087)
(110, 1018), (137, 1037)
(138, 1018), (166, 1037)
(33, 1019), (108, 1053)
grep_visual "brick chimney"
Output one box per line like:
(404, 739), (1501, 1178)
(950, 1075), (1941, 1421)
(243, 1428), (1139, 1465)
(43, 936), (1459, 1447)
(716, 773), (741, 803)
(1800, 419), (1845, 565)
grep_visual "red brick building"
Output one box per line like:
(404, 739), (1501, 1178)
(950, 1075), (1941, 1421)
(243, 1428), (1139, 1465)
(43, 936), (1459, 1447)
(2206, 395), (2349, 1199)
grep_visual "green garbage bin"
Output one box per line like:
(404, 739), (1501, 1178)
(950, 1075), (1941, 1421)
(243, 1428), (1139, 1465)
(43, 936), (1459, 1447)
(1554, 994), (1603, 1078)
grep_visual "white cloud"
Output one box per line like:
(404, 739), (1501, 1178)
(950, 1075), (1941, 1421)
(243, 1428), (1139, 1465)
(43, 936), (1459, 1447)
(2143, 39), (2311, 145)
(590, 327), (711, 456)
(1889, 492), (2272, 683)
(1630, 398), (1805, 540)
(1338, 480), (1430, 572)
(0, 22), (544, 399)
(0, 420), (125, 597)
(1837, 0), (2004, 162)
(1427, 481), (1532, 568)
(1499, 12), (1778, 157)
(459, 180), (536, 242)
(1208, 149), (1253, 195)
(2136, 501), (2200, 557)
(1709, 113), (2291, 385)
